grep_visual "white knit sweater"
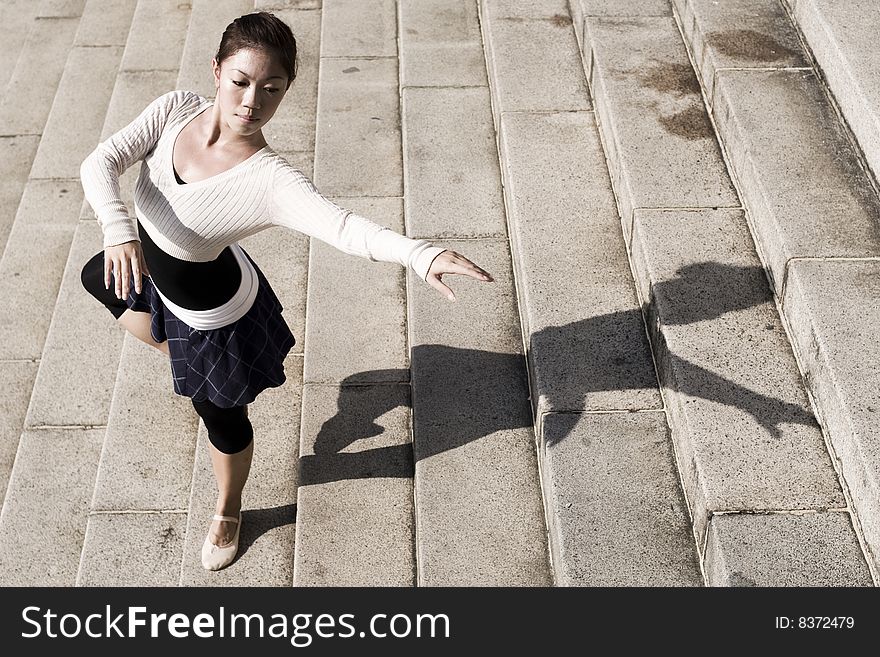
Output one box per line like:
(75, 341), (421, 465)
(80, 90), (446, 325)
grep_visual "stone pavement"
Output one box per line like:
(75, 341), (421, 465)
(0, 0), (877, 586)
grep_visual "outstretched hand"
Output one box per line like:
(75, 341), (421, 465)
(425, 250), (494, 301)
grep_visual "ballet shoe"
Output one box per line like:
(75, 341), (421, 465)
(201, 513), (241, 571)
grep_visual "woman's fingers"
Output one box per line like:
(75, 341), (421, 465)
(131, 251), (143, 295)
(118, 255), (131, 299)
(426, 251), (494, 302)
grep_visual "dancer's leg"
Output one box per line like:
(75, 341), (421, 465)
(117, 309), (170, 356)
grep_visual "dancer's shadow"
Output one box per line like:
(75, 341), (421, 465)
(300, 262), (818, 486)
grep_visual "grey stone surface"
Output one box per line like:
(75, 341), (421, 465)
(78, 512), (188, 586)
(0, 428), (104, 586)
(576, 0), (672, 15)
(0, 361), (38, 507)
(584, 16), (738, 244)
(37, 0), (87, 17)
(180, 355), (301, 585)
(91, 335), (199, 511)
(0, 16), (79, 135)
(0, 135), (39, 256)
(402, 86), (506, 239)
(712, 69), (880, 296)
(241, 225), (310, 356)
(0, 0), (41, 95)
(321, 0), (396, 57)
(303, 197), (408, 384)
(630, 207), (844, 545)
(480, 0), (571, 18)
(498, 112), (661, 416)
(783, 259), (880, 574)
(256, 0), (321, 8)
(30, 46), (124, 179)
(121, 0), (192, 72)
(0, 181), (83, 361)
(24, 221), (123, 427)
(314, 58), (402, 196)
(673, 0), (808, 103)
(542, 411), (702, 586)
(789, 0), (880, 181)
(261, 8), (322, 152)
(705, 512), (872, 586)
(294, 383), (415, 586)
(73, 0), (137, 47)
(176, 0), (254, 98)
(399, 0), (488, 87)
(482, 12), (591, 112)
(408, 238), (551, 585)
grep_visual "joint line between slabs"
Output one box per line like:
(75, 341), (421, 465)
(541, 407), (666, 416)
(88, 509), (188, 516)
(709, 507), (850, 517)
(26, 424), (106, 430)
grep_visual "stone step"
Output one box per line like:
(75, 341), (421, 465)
(480, 0), (702, 586)
(0, 2), (136, 547)
(784, 0), (880, 183)
(671, 0), (880, 578)
(0, 0), (42, 99)
(577, 7), (872, 584)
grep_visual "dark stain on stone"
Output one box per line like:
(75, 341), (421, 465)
(549, 13), (572, 28)
(342, 66), (360, 74)
(659, 103), (714, 140)
(638, 62), (701, 97)
(707, 29), (799, 63)
(728, 571), (758, 587)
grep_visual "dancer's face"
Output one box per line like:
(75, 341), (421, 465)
(211, 47), (289, 137)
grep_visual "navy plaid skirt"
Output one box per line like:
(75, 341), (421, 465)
(122, 248), (296, 408)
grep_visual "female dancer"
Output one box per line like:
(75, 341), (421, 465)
(79, 12), (493, 571)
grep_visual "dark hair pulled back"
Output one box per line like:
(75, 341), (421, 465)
(215, 12), (298, 89)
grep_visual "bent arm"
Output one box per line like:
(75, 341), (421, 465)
(269, 162), (446, 281)
(80, 90), (191, 248)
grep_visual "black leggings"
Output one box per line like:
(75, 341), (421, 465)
(80, 252), (254, 454)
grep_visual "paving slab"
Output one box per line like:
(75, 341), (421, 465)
(0, 16), (80, 135)
(321, 0), (396, 57)
(176, 0), (254, 98)
(294, 383), (414, 586)
(712, 69), (880, 296)
(0, 180), (83, 361)
(30, 45), (124, 179)
(0, 0), (41, 96)
(314, 57), (402, 196)
(630, 208), (844, 545)
(783, 259), (880, 573)
(241, 225), (310, 356)
(257, 0), (322, 8)
(402, 86), (506, 239)
(482, 10), (591, 113)
(788, 0), (880, 181)
(37, 0), (87, 17)
(408, 238), (550, 585)
(584, 16), (738, 245)
(0, 361), (38, 507)
(497, 111), (660, 417)
(77, 512), (188, 586)
(25, 221), (123, 427)
(121, 0), (192, 72)
(542, 411), (702, 586)
(480, 0), (571, 18)
(673, 0), (809, 110)
(399, 0), (488, 87)
(0, 428), (104, 586)
(261, 8), (322, 152)
(73, 0), (137, 47)
(303, 197), (408, 384)
(0, 135), (39, 256)
(180, 354), (302, 586)
(91, 335), (199, 511)
(705, 512), (872, 586)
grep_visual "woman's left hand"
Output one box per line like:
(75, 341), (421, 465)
(425, 250), (494, 302)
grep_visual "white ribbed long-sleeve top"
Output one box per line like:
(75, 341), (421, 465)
(80, 90), (446, 311)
